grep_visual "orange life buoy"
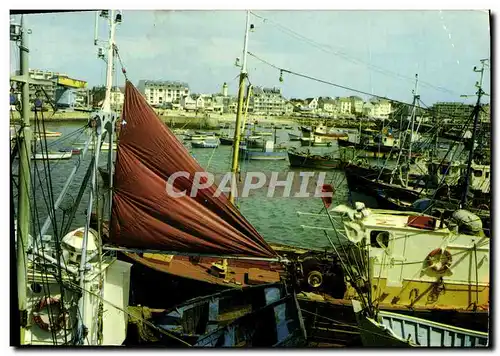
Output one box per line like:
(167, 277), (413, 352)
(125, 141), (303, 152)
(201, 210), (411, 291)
(32, 297), (68, 332)
(425, 248), (452, 273)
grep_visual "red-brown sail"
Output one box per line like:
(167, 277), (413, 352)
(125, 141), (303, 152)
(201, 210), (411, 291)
(109, 81), (277, 258)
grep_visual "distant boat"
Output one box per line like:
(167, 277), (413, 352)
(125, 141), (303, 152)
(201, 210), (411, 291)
(32, 151), (72, 160)
(300, 137), (332, 147)
(219, 136), (234, 145)
(240, 141), (287, 160)
(254, 131), (273, 136)
(172, 128), (188, 135)
(59, 147), (81, 155)
(191, 138), (219, 148)
(287, 148), (341, 169)
(288, 133), (301, 141)
(284, 125), (293, 130)
(35, 130), (62, 138)
(145, 283), (307, 347)
(352, 300), (488, 347)
(186, 134), (214, 141)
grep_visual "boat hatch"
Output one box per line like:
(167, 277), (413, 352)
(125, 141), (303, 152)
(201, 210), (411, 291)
(406, 216), (436, 230)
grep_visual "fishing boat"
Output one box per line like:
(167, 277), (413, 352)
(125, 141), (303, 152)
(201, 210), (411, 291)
(219, 136), (234, 145)
(300, 125), (348, 140)
(134, 283), (306, 347)
(246, 136), (265, 148)
(288, 133), (301, 141)
(300, 136), (332, 147)
(184, 134), (210, 141)
(32, 151), (73, 160)
(332, 202), (490, 318)
(284, 125), (293, 130)
(240, 141), (287, 161)
(352, 300), (488, 347)
(287, 148), (342, 170)
(191, 138), (219, 148)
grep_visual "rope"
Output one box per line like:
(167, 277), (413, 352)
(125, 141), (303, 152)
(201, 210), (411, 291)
(113, 44), (128, 81)
(250, 11), (460, 97)
(248, 51), (484, 123)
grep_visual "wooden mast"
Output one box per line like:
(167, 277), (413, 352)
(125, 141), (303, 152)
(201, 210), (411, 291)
(229, 10), (251, 204)
(14, 15), (31, 346)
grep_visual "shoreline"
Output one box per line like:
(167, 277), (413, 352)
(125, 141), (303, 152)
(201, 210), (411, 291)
(9, 110), (375, 130)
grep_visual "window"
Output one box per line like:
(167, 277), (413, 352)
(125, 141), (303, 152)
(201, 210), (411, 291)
(370, 230), (390, 249)
(474, 170), (483, 177)
(486, 172), (490, 178)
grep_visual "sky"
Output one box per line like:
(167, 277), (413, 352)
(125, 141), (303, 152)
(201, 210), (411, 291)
(9, 10), (491, 105)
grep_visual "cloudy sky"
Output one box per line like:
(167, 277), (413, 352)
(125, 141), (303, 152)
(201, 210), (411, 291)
(10, 10), (490, 104)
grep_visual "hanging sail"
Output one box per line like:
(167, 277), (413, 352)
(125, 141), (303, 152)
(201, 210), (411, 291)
(110, 81), (277, 258)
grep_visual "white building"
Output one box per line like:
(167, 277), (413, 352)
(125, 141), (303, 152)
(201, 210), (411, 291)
(349, 96), (364, 114)
(250, 87), (287, 115)
(318, 97), (337, 113)
(371, 99), (392, 119)
(339, 97), (352, 115)
(303, 97), (318, 111)
(137, 80), (190, 107)
(110, 87), (124, 110)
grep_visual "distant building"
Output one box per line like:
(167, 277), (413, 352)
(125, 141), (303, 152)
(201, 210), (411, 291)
(431, 102), (474, 122)
(480, 104), (490, 123)
(349, 95), (364, 114)
(338, 97), (352, 115)
(180, 95), (197, 111)
(318, 97), (337, 113)
(110, 86), (125, 110)
(284, 102), (295, 115)
(11, 69), (89, 110)
(368, 99), (392, 119)
(137, 80), (190, 107)
(305, 98), (319, 111)
(250, 87), (287, 115)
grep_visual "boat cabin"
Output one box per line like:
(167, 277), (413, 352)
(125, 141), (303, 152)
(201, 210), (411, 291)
(336, 203), (489, 311)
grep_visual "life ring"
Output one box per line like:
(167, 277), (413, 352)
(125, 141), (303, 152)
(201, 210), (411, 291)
(477, 204), (489, 211)
(425, 248), (452, 273)
(32, 297), (69, 332)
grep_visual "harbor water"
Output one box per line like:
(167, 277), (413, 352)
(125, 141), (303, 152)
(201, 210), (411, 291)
(14, 121), (357, 250)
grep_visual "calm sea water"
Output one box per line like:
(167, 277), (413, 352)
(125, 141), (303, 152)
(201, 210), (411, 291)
(13, 121), (436, 250)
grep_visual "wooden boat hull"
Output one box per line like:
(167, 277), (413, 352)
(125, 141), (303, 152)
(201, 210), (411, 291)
(344, 165), (421, 209)
(191, 141), (219, 148)
(298, 295), (490, 347)
(300, 139), (332, 147)
(219, 137), (234, 145)
(352, 300), (489, 347)
(131, 283), (307, 347)
(288, 150), (341, 170)
(338, 138), (398, 154)
(240, 149), (287, 160)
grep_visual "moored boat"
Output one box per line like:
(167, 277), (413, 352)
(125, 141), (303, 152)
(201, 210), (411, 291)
(300, 137), (331, 147)
(240, 141), (287, 160)
(288, 133), (301, 141)
(287, 148), (342, 170)
(137, 283), (307, 347)
(352, 300), (488, 347)
(191, 138), (219, 148)
(32, 151), (72, 160)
